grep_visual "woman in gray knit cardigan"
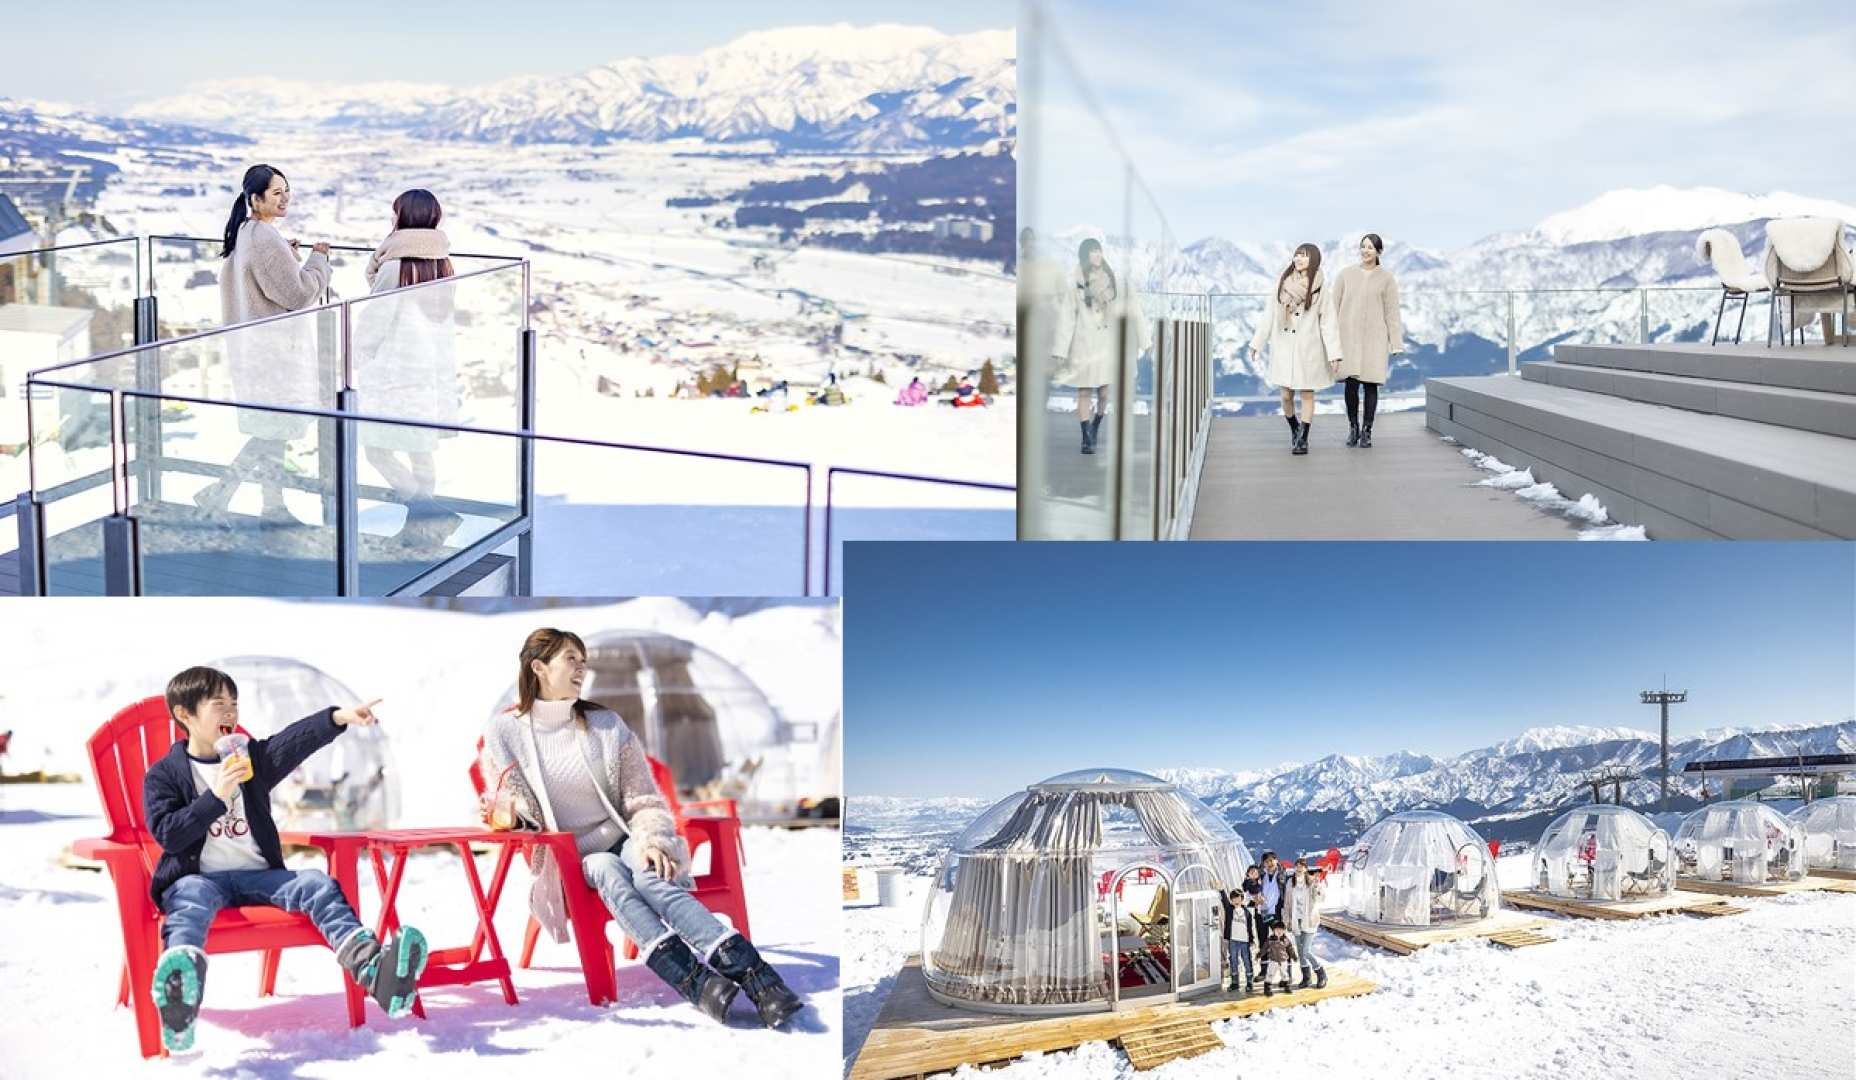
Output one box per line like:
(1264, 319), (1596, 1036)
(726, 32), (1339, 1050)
(199, 164), (332, 522)
(481, 628), (803, 1028)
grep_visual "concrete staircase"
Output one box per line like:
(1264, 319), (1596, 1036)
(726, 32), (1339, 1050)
(1425, 342), (1856, 538)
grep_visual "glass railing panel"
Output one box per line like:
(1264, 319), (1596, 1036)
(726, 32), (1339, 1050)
(529, 439), (810, 595)
(2, 237), (141, 509)
(1394, 290), (1513, 385)
(125, 395), (338, 596)
(823, 470), (1014, 595)
(346, 262), (526, 432)
(353, 417), (522, 595)
(27, 384), (119, 594)
(1512, 288), (1643, 360)
(1645, 287), (1757, 345)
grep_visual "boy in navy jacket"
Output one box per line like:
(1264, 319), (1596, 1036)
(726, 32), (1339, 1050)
(145, 666), (427, 1052)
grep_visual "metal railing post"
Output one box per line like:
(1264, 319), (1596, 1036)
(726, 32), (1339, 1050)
(1152, 319), (1168, 541)
(517, 327), (538, 597)
(1506, 291), (1517, 374)
(334, 304), (358, 596)
(102, 390), (140, 595)
(1639, 288), (1650, 343)
(132, 294), (161, 503)
(14, 493), (43, 596)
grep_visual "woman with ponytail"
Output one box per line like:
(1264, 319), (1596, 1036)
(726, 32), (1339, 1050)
(478, 629), (805, 1029)
(352, 189), (459, 544)
(1248, 243), (1341, 456)
(199, 165), (333, 521)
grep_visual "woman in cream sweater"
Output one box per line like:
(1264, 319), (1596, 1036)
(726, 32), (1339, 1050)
(1332, 234), (1403, 449)
(1249, 243), (1341, 455)
(481, 628), (803, 1028)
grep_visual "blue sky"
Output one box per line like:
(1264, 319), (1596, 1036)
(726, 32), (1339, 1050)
(843, 542), (1856, 798)
(1026, 0), (1856, 247)
(3, 2), (1008, 108)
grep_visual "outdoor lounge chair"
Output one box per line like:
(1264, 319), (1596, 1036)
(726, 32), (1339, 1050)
(1695, 228), (1768, 345)
(1762, 217), (1854, 347)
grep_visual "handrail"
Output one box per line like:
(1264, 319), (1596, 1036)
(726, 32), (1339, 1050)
(148, 233), (526, 266)
(821, 465), (1015, 595)
(0, 235), (139, 261)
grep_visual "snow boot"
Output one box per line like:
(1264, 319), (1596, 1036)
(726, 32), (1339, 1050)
(1359, 423), (1373, 449)
(152, 945), (208, 1053)
(645, 937), (737, 1023)
(1346, 421), (1360, 447)
(1297, 967), (1311, 990)
(1315, 968), (1328, 990)
(1262, 981), (1274, 997)
(1284, 414), (1300, 449)
(1292, 420), (1310, 455)
(338, 927), (429, 1019)
(712, 935), (803, 1029)
(1079, 420), (1094, 455)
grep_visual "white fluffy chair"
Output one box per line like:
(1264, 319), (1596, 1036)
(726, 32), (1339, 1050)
(1695, 228), (1768, 345)
(1761, 217), (1854, 347)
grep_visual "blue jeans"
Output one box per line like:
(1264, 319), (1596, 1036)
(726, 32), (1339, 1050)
(1295, 930), (1325, 975)
(158, 868), (363, 953)
(1227, 940), (1253, 987)
(581, 838), (736, 959)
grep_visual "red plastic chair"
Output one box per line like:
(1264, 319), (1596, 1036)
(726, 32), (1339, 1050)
(73, 697), (368, 1058)
(467, 736), (752, 987)
(1488, 839), (1503, 861)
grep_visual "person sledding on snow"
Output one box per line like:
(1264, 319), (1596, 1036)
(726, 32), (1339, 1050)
(810, 372), (848, 407)
(950, 373), (987, 408)
(1258, 921), (1299, 996)
(144, 666), (426, 1053)
(751, 380), (797, 413)
(894, 377), (929, 407)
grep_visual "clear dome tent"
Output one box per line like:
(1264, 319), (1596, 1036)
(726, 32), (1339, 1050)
(1674, 800), (1807, 883)
(1791, 796), (1856, 871)
(921, 768), (1253, 1015)
(207, 656), (400, 832)
(1346, 810), (1500, 927)
(490, 630), (831, 820)
(1532, 804), (1674, 902)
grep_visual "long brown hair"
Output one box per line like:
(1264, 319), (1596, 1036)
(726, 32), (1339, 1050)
(517, 628), (597, 727)
(1275, 242), (1323, 314)
(392, 188), (455, 287)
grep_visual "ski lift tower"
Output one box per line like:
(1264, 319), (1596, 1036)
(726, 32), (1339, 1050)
(1640, 687), (1688, 812)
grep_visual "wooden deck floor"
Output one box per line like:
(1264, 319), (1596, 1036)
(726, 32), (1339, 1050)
(1319, 908), (1552, 956)
(1502, 888), (1747, 921)
(848, 957), (1376, 1080)
(1672, 875), (1856, 898)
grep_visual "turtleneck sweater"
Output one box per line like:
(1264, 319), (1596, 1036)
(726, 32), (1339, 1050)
(528, 698), (624, 856)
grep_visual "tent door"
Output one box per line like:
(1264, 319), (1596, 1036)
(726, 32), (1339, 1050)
(1172, 887), (1221, 998)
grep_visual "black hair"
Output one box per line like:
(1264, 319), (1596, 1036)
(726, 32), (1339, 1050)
(1261, 850), (1278, 862)
(1361, 232), (1385, 258)
(166, 665), (238, 722)
(222, 164), (287, 258)
(1076, 238), (1117, 311)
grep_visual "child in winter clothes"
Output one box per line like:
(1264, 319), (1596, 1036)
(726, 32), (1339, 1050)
(1259, 922), (1299, 995)
(143, 666), (427, 1052)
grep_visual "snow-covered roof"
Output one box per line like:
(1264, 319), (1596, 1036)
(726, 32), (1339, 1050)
(0, 194), (36, 255)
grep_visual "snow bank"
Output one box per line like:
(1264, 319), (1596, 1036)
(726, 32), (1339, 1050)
(1459, 448), (1647, 540)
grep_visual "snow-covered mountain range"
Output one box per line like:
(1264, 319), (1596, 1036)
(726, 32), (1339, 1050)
(124, 25), (1014, 152)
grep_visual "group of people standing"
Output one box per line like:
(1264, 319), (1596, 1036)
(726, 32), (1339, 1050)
(1219, 850), (1328, 996)
(1248, 234), (1405, 455)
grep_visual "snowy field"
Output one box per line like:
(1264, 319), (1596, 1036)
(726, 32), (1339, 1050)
(3, 781), (839, 1078)
(842, 860), (1855, 1080)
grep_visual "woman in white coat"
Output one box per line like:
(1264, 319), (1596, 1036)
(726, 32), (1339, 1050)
(1248, 243), (1340, 455)
(1050, 238), (1121, 456)
(1332, 233), (1403, 448)
(1282, 859), (1328, 990)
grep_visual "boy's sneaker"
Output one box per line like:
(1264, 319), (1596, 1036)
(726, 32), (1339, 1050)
(151, 945), (208, 1053)
(337, 927), (429, 1018)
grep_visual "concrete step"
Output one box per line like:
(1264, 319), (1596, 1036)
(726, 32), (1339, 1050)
(1522, 360), (1856, 439)
(1425, 374), (1856, 539)
(1550, 342), (1856, 395)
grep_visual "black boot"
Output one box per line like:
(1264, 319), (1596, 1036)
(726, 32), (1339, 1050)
(152, 945), (207, 1053)
(1315, 967), (1328, 990)
(1284, 414), (1301, 450)
(1079, 420), (1094, 455)
(1292, 420), (1310, 455)
(644, 937), (737, 1022)
(1088, 413), (1105, 451)
(1346, 422), (1360, 447)
(1359, 423), (1373, 449)
(1297, 966), (1311, 990)
(711, 935), (803, 1029)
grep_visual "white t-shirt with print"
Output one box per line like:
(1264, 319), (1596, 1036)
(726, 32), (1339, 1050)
(188, 755), (270, 873)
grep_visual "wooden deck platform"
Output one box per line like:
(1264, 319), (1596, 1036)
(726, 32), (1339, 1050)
(1502, 888), (1746, 921)
(847, 957), (1377, 1080)
(1808, 867), (1856, 881)
(1674, 875), (1856, 899)
(1319, 908), (1551, 956)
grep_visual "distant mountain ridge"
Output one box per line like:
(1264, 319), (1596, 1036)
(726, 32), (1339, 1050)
(124, 25), (1015, 152)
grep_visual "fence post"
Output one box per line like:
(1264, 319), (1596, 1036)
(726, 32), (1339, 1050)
(517, 327), (538, 596)
(14, 492), (43, 596)
(1506, 291), (1517, 374)
(1639, 289), (1650, 344)
(334, 304), (358, 596)
(132, 294), (161, 504)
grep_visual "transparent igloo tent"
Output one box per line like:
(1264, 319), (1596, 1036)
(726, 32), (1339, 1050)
(1345, 810), (1500, 927)
(1674, 800), (1807, 883)
(207, 656), (399, 831)
(1791, 796), (1856, 871)
(490, 629), (830, 820)
(1531, 804), (1674, 902)
(921, 768), (1252, 1015)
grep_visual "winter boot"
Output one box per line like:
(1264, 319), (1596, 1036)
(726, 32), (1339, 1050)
(1292, 420), (1310, 455)
(1315, 967), (1328, 990)
(1262, 980), (1274, 997)
(1346, 421), (1360, 447)
(1284, 414), (1300, 450)
(644, 937), (738, 1023)
(1359, 423), (1373, 449)
(1088, 413), (1105, 451)
(152, 945), (208, 1053)
(1297, 966), (1311, 990)
(712, 935), (804, 1029)
(338, 927), (429, 1019)
(1079, 420), (1094, 455)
